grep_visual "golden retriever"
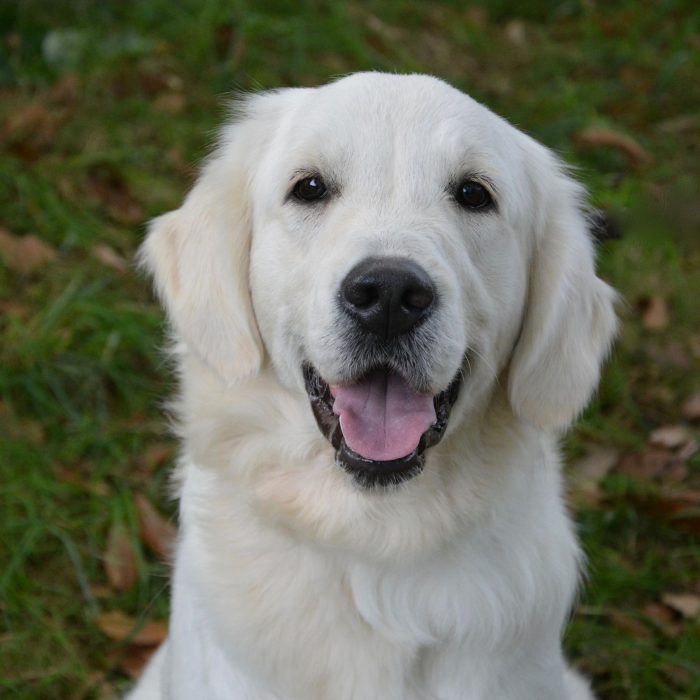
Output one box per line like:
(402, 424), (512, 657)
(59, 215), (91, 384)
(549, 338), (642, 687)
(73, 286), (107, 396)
(129, 72), (617, 700)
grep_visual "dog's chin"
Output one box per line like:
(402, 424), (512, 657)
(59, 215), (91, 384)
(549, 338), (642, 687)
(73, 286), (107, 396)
(302, 363), (462, 488)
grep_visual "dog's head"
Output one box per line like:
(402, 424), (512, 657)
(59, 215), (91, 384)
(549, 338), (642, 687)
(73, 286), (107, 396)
(141, 73), (617, 493)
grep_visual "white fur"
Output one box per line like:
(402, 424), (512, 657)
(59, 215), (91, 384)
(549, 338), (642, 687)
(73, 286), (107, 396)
(129, 73), (617, 700)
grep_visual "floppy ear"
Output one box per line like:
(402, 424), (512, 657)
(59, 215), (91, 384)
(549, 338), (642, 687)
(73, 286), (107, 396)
(507, 162), (618, 430)
(139, 115), (264, 385)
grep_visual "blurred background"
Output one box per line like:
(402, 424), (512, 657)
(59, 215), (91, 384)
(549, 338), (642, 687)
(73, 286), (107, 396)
(1, 1), (699, 698)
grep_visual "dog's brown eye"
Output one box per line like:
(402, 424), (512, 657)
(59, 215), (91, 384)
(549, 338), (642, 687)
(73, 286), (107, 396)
(455, 181), (492, 210)
(293, 176), (328, 202)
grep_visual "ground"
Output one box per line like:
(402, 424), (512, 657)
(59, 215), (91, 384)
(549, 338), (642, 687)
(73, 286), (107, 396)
(1, 1), (699, 698)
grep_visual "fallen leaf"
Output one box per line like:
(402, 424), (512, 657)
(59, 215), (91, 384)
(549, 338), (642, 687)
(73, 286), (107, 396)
(636, 490), (700, 536)
(617, 447), (682, 481)
(53, 466), (110, 496)
(135, 494), (176, 559)
(0, 227), (57, 274)
(649, 425), (692, 449)
(92, 244), (129, 273)
(569, 447), (619, 504)
(573, 446), (620, 481)
(90, 584), (113, 599)
(645, 341), (691, 369)
(464, 6), (488, 27)
(143, 443), (175, 469)
(154, 92), (186, 114)
(643, 602), (683, 637)
(6, 32), (21, 50)
(576, 127), (651, 168)
(641, 295), (669, 331)
(2, 102), (54, 141)
(0, 300), (32, 318)
(96, 611), (167, 645)
(118, 644), (159, 679)
(661, 592), (700, 620)
(0, 82), (76, 159)
(678, 439), (698, 462)
(681, 392), (700, 420)
(104, 522), (138, 593)
(504, 20), (527, 48)
(609, 610), (653, 638)
(656, 114), (698, 134)
(48, 73), (80, 106)
(95, 680), (118, 700)
(86, 166), (144, 226)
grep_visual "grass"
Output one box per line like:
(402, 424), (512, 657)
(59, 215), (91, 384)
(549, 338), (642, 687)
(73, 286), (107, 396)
(1, 1), (699, 697)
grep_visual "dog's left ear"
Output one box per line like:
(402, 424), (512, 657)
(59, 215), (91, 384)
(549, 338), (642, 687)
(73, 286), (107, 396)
(138, 101), (276, 385)
(507, 160), (618, 430)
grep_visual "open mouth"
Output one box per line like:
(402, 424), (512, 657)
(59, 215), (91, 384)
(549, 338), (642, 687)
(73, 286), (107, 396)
(303, 363), (461, 488)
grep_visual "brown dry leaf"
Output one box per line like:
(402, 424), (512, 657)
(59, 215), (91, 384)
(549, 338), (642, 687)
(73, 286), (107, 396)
(104, 522), (138, 593)
(90, 584), (113, 599)
(656, 114), (698, 134)
(681, 392), (700, 420)
(118, 644), (160, 679)
(154, 93), (186, 114)
(135, 493), (176, 559)
(143, 443), (175, 469)
(649, 424), (692, 449)
(2, 102), (54, 141)
(96, 611), (137, 641)
(576, 127), (651, 168)
(504, 20), (527, 48)
(617, 447), (681, 481)
(641, 295), (669, 331)
(0, 300), (32, 318)
(645, 341), (691, 369)
(661, 592), (700, 620)
(363, 13), (404, 42)
(643, 602), (683, 637)
(48, 73), (79, 106)
(642, 490), (700, 536)
(573, 446), (620, 481)
(86, 166), (144, 226)
(53, 466), (110, 496)
(569, 447), (619, 504)
(1, 84), (76, 159)
(0, 227), (57, 274)
(96, 610), (167, 646)
(609, 610), (653, 638)
(94, 680), (118, 700)
(92, 244), (129, 274)
(465, 6), (488, 28)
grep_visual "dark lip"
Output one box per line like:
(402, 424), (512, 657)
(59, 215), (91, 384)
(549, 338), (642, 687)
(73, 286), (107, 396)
(302, 363), (462, 488)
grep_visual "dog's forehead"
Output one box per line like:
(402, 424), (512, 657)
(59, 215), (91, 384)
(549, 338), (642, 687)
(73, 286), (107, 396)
(314, 73), (486, 128)
(272, 74), (517, 173)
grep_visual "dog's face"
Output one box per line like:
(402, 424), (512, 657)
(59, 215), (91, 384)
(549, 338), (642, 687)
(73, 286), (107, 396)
(142, 73), (616, 500)
(247, 76), (535, 487)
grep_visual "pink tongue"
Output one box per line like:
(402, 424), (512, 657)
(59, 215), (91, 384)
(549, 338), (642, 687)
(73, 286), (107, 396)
(331, 370), (436, 461)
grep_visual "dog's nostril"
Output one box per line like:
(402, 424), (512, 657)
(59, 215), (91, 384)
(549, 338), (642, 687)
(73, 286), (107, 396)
(340, 257), (436, 339)
(402, 287), (434, 312)
(345, 281), (379, 309)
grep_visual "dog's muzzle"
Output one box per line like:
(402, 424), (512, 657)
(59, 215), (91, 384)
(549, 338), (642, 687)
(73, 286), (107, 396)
(303, 256), (461, 488)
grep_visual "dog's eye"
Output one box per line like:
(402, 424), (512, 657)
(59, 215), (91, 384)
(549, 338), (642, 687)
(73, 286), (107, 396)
(293, 176), (328, 202)
(454, 181), (493, 210)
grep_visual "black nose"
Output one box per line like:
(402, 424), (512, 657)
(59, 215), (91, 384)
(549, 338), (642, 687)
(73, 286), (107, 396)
(340, 257), (436, 339)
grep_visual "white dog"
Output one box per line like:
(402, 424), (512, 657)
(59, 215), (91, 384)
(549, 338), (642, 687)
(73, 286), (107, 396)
(129, 72), (617, 700)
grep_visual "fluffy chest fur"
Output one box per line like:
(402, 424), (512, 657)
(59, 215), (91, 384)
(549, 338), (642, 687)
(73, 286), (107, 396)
(164, 365), (580, 700)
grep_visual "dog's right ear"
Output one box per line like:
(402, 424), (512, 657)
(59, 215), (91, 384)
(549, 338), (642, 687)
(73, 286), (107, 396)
(139, 106), (268, 385)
